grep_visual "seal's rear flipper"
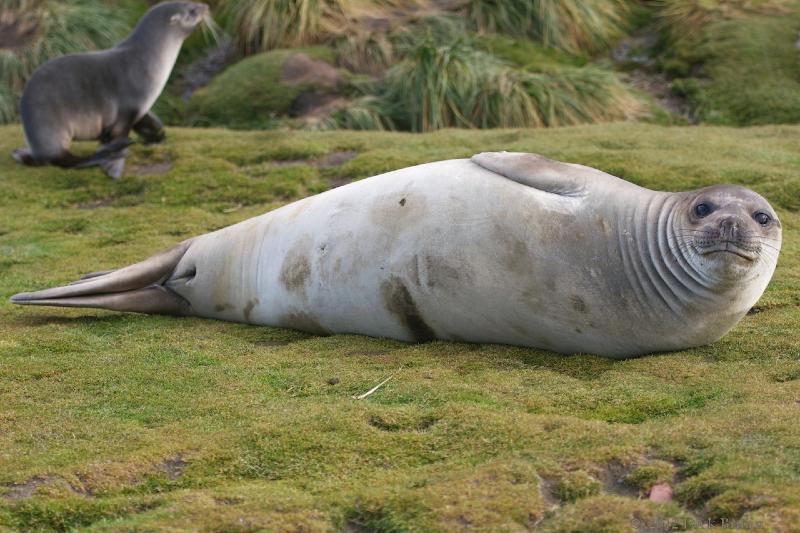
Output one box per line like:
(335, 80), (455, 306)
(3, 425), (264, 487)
(10, 241), (193, 316)
(100, 154), (127, 179)
(472, 152), (623, 197)
(72, 138), (134, 179)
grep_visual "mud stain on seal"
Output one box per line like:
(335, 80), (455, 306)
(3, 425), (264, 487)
(570, 294), (588, 314)
(243, 298), (260, 322)
(381, 276), (435, 342)
(279, 311), (329, 335)
(280, 247), (312, 294)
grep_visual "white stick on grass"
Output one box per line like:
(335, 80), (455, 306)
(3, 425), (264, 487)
(352, 375), (394, 400)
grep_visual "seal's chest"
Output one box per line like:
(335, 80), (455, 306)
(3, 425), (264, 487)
(139, 48), (180, 116)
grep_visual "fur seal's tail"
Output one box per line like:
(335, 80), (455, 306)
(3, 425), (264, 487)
(10, 241), (193, 315)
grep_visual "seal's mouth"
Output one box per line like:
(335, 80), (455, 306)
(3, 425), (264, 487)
(699, 241), (758, 262)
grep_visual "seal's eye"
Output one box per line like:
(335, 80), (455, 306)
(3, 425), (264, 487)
(694, 203), (712, 218)
(754, 212), (771, 226)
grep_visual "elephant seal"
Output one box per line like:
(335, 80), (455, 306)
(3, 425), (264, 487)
(11, 2), (210, 178)
(10, 153), (782, 358)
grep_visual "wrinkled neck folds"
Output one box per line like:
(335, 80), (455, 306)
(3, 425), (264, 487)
(616, 193), (759, 320)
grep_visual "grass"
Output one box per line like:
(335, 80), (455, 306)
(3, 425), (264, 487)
(0, 122), (799, 531)
(653, 0), (792, 41)
(371, 38), (642, 131)
(653, 0), (800, 126)
(458, 0), (631, 55)
(690, 11), (800, 126)
(220, 0), (351, 54)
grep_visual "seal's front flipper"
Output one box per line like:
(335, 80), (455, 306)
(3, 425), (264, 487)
(472, 152), (620, 197)
(12, 148), (38, 166)
(10, 241), (193, 315)
(133, 112), (166, 144)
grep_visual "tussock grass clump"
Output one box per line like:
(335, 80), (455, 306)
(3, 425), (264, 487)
(334, 24), (398, 75)
(332, 9), (461, 74)
(0, 0), (134, 123)
(329, 95), (393, 130)
(531, 0), (632, 55)
(653, 0), (791, 41)
(656, 2), (800, 126)
(221, 0), (351, 54)
(350, 38), (643, 132)
(457, 0), (631, 55)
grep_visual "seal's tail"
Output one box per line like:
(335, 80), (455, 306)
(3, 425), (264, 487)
(10, 241), (193, 315)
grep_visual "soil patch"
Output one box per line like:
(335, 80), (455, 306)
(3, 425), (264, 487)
(611, 27), (694, 123)
(0, 13), (38, 49)
(628, 70), (694, 122)
(127, 160), (173, 177)
(161, 455), (188, 480)
(268, 150), (357, 169)
(181, 38), (235, 101)
(254, 340), (291, 347)
(2, 476), (54, 500)
(73, 197), (116, 209)
(600, 461), (640, 499)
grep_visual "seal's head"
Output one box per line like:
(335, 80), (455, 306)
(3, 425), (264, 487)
(139, 2), (210, 38)
(675, 184), (782, 281)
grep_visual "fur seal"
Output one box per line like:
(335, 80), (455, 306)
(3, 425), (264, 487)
(11, 2), (210, 178)
(10, 153), (782, 358)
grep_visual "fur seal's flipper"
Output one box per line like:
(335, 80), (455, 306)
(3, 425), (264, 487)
(73, 138), (133, 178)
(11, 241), (193, 315)
(12, 148), (38, 166)
(133, 112), (166, 144)
(101, 154), (128, 180)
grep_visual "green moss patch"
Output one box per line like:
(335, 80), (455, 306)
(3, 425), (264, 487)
(186, 47), (340, 129)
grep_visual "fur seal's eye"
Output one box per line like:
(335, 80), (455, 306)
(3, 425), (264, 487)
(694, 203), (712, 218)
(754, 212), (771, 225)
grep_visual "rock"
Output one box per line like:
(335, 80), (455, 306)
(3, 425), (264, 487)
(648, 483), (673, 502)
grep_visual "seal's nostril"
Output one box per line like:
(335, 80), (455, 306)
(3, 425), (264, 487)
(720, 217), (742, 241)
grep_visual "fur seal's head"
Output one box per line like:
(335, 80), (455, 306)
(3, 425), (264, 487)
(139, 2), (210, 38)
(675, 184), (782, 281)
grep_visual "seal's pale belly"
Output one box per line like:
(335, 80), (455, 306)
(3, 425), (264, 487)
(171, 160), (714, 357)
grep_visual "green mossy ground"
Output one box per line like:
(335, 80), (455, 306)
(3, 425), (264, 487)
(0, 123), (799, 531)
